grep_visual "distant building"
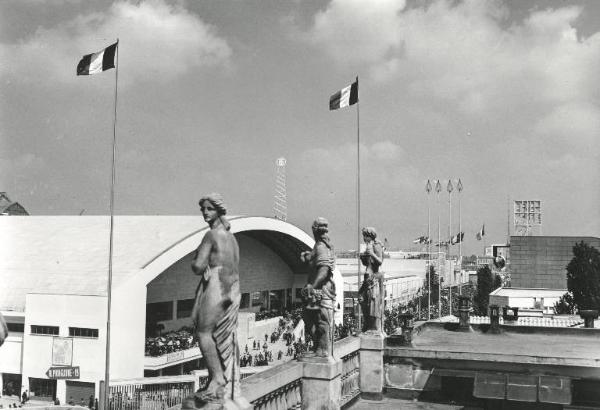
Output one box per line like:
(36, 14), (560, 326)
(510, 235), (600, 289)
(0, 192), (28, 215)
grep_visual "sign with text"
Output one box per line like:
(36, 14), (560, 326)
(52, 337), (73, 366)
(46, 366), (80, 380)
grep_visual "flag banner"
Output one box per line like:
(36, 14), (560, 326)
(329, 79), (358, 110)
(413, 236), (430, 244)
(451, 232), (465, 245)
(77, 42), (118, 76)
(476, 224), (485, 240)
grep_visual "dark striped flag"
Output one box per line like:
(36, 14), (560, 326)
(77, 42), (118, 76)
(329, 78), (358, 110)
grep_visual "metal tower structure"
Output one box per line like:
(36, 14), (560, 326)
(273, 157), (287, 221)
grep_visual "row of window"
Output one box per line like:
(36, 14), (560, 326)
(30, 325), (98, 338)
(147, 288), (296, 324)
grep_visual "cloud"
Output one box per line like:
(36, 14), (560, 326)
(302, 0), (600, 150)
(0, 0), (232, 85)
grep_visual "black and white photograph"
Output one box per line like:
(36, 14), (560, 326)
(0, 1), (599, 409)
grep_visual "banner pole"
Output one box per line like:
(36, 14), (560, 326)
(356, 76), (361, 334)
(103, 38), (119, 410)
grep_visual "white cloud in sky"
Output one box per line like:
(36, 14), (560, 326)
(0, 0), (231, 85)
(303, 0), (600, 149)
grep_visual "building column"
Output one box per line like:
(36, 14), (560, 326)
(359, 332), (384, 400)
(56, 380), (66, 404)
(0, 373), (3, 397)
(300, 356), (341, 410)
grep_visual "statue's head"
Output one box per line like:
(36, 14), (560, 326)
(311, 217), (329, 237)
(199, 193), (227, 215)
(199, 193), (230, 230)
(362, 227), (377, 242)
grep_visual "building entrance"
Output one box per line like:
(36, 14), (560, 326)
(66, 381), (95, 407)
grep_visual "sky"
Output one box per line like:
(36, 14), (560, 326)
(1, 0), (599, 255)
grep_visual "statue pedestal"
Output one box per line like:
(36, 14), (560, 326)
(300, 355), (342, 410)
(359, 331), (385, 400)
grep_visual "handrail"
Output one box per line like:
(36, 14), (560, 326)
(241, 360), (303, 403)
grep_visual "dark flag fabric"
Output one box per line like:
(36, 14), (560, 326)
(329, 79), (358, 110)
(77, 42), (118, 76)
(476, 224), (485, 241)
(451, 232), (465, 245)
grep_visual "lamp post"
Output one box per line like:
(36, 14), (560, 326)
(447, 179), (453, 316)
(425, 180), (432, 320)
(435, 179), (442, 319)
(457, 179), (463, 295)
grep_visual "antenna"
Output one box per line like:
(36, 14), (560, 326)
(273, 157), (287, 221)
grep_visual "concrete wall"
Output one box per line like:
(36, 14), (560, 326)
(510, 236), (600, 289)
(21, 294), (107, 402)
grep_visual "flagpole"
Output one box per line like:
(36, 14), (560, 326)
(103, 38), (119, 410)
(355, 76), (362, 333)
(435, 180), (441, 319)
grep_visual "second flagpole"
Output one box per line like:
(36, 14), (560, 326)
(355, 76), (362, 333)
(103, 38), (119, 410)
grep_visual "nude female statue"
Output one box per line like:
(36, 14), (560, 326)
(185, 193), (243, 409)
(358, 227), (384, 333)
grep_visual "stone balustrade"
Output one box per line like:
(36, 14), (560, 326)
(241, 360), (303, 410)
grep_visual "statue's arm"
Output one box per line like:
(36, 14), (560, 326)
(369, 243), (384, 266)
(192, 232), (213, 275)
(310, 265), (330, 289)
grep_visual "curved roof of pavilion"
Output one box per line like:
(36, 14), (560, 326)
(0, 216), (313, 312)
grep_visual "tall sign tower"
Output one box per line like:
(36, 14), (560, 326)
(273, 157), (287, 221)
(513, 200), (542, 236)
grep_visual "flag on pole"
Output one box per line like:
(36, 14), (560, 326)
(329, 78), (358, 110)
(451, 232), (464, 245)
(413, 236), (430, 244)
(77, 42), (118, 76)
(476, 224), (485, 240)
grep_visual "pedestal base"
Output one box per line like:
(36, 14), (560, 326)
(301, 355), (341, 410)
(359, 332), (384, 401)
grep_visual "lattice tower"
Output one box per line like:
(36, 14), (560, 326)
(274, 157), (287, 221)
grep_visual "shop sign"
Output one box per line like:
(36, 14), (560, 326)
(46, 366), (80, 380)
(166, 351), (184, 363)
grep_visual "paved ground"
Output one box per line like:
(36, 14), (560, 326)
(349, 398), (468, 409)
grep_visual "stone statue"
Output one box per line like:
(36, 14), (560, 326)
(183, 193), (247, 410)
(0, 312), (7, 347)
(300, 217), (337, 358)
(358, 227), (384, 333)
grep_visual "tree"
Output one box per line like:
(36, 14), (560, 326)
(566, 242), (600, 311)
(474, 265), (495, 315)
(554, 292), (576, 315)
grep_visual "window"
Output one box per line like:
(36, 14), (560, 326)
(251, 291), (261, 308)
(69, 327), (99, 338)
(240, 293), (250, 309)
(177, 299), (195, 319)
(7, 323), (24, 332)
(146, 301), (174, 323)
(31, 325), (59, 335)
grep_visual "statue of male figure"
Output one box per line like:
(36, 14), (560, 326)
(358, 227), (384, 333)
(300, 217), (336, 357)
(184, 193), (247, 410)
